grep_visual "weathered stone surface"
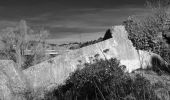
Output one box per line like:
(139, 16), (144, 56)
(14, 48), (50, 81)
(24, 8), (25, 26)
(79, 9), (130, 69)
(0, 60), (29, 100)
(110, 26), (141, 71)
(23, 38), (120, 91)
(22, 26), (140, 90)
(0, 26), (168, 99)
(23, 25), (167, 93)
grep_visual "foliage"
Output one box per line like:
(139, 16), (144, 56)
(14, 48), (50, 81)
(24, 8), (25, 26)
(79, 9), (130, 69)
(30, 30), (50, 65)
(123, 2), (170, 63)
(0, 20), (50, 69)
(0, 20), (28, 68)
(145, 0), (170, 8)
(44, 59), (158, 100)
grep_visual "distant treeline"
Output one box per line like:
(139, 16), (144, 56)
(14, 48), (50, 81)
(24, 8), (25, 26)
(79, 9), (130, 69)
(61, 29), (113, 50)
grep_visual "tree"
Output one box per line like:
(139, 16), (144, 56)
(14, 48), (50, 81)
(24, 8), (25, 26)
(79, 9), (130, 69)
(16, 20), (28, 68)
(31, 29), (50, 65)
(0, 20), (28, 68)
(0, 20), (50, 69)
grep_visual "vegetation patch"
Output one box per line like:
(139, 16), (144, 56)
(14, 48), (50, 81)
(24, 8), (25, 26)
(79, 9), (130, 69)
(43, 59), (158, 100)
(123, 0), (170, 64)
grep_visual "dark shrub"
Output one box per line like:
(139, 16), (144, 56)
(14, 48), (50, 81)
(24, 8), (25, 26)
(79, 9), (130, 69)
(103, 29), (112, 41)
(44, 59), (158, 100)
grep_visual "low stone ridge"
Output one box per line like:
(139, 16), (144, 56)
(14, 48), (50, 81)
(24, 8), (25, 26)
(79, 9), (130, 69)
(22, 25), (167, 93)
(0, 60), (30, 100)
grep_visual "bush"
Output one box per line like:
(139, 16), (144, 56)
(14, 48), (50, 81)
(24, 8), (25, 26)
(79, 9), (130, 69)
(0, 20), (50, 69)
(123, 5), (170, 63)
(103, 29), (112, 41)
(44, 59), (158, 100)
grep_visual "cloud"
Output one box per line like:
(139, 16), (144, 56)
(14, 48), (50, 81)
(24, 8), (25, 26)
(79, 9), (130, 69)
(0, 5), (151, 43)
(37, 7), (150, 39)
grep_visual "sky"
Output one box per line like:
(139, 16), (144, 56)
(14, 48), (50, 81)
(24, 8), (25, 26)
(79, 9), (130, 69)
(0, 0), (150, 44)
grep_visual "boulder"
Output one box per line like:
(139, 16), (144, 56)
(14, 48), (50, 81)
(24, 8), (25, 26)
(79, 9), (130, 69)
(0, 25), (168, 99)
(23, 26), (137, 90)
(23, 25), (167, 93)
(23, 38), (122, 91)
(0, 60), (30, 100)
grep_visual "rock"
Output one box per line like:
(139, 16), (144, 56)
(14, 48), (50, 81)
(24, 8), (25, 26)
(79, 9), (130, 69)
(111, 25), (141, 71)
(22, 26), (135, 91)
(23, 25), (167, 95)
(0, 60), (30, 100)
(0, 25), (168, 99)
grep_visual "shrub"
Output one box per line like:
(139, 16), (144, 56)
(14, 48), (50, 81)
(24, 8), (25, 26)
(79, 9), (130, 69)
(123, 4), (170, 63)
(0, 20), (50, 69)
(44, 59), (158, 100)
(103, 29), (112, 41)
